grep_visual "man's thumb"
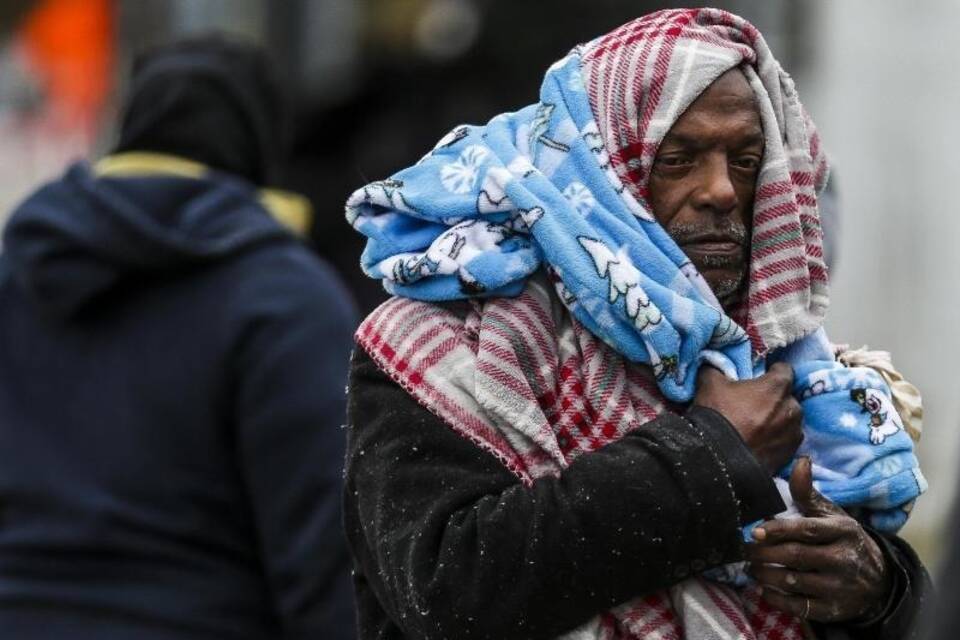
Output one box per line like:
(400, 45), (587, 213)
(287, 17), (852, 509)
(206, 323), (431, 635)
(696, 363), (725, 387)
(789, 456), (833, 516)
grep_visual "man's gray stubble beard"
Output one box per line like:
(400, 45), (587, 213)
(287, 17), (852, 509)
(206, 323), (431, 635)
(712, 273), (745, 301)
(666, 219), (749, 305)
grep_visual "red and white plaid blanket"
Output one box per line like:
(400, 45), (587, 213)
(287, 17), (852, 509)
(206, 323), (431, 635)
(358, 274), (809, 639)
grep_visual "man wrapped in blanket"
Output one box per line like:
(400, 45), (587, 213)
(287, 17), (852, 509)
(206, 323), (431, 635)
(344, 8), (930, 640)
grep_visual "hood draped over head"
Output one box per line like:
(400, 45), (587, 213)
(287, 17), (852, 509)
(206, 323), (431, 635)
(114, 36), (285, 186)
(347, 7), (830, 401)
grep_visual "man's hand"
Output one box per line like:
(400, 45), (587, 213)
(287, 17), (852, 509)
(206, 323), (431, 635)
(745, 457), (892, 623)
(693, 363), (803, 473)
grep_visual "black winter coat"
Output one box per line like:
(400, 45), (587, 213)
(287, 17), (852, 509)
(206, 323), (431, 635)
(346, 346), (930, 639)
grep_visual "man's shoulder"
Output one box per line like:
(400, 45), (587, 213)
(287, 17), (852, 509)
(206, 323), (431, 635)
(231, 239), (350, 294)
(212, 239), (358, 335)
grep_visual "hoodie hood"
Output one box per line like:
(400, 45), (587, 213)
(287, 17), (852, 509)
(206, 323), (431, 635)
(2, 161), (290, 319)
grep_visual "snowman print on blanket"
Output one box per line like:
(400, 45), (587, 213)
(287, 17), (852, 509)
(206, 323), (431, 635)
(850, 388), (902, 445)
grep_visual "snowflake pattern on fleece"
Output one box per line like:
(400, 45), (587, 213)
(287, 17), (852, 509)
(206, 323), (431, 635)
(347, 40), (763, 403)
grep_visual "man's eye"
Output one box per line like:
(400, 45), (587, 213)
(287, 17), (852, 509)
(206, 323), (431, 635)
(732, 157), (761, 170)
(655, 156), (691, 167)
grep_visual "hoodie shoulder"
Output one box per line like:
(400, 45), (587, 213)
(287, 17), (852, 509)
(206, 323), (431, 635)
(225, 240), (359, 335)
(2, 163), (293, 319)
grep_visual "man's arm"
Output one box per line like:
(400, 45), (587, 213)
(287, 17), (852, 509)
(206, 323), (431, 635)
(345, 347), (785, 640)
(838, 529), (931, 640)
(233, 252), (358, 639)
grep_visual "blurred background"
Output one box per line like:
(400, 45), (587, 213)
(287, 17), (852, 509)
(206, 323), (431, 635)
(0, 0), (955, 571)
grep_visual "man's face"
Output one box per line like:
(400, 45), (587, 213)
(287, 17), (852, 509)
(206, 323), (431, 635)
(647, 68), (763, 311)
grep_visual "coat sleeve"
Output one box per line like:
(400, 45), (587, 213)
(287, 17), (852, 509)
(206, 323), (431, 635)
(232, 252), (359, 640)
(345, 346), (784, 640)
(826, 528), (932, 640)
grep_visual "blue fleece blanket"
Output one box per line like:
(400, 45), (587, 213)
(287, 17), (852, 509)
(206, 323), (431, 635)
(347, 54), (756, 404)
(789, 361), (926, 531)
(346, 54), (925, 533)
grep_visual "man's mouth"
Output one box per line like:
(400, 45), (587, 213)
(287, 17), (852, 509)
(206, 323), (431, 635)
(679, 234), (744, 255)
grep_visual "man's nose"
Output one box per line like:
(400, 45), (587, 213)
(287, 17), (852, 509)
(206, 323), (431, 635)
(691, 155), (738, 215)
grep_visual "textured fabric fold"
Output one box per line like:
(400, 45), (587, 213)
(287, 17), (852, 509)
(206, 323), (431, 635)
(790, 360), (927, 531)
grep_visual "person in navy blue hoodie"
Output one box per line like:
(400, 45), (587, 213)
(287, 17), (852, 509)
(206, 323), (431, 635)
(0, 37), (358, 639)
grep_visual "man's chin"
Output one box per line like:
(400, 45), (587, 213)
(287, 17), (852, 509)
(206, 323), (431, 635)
(699, 269), (746, 310)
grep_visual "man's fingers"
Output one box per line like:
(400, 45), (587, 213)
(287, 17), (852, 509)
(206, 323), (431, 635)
(696, 364), (725, 386)
(758, 587), (841, 623)
(744, 541), (834, 571)
(789, 457), (838, 517)
(747, 563), (842, 597)
(789, 456), (813, 504)
(765, 361), (795, 388)
(753, 515), (853, 545)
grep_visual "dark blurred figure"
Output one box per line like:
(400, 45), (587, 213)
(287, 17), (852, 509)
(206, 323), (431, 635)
(0, 37), (357, 639)
(924, 481), (959, 640)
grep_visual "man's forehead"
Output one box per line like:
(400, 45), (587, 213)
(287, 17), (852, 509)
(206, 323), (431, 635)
(694, 68), (757, 110)
(660, 123), (763, 149)
(659, 68), (762, 142)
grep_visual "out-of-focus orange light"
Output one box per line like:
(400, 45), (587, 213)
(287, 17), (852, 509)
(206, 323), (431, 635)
(19, 0), (114, 126)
